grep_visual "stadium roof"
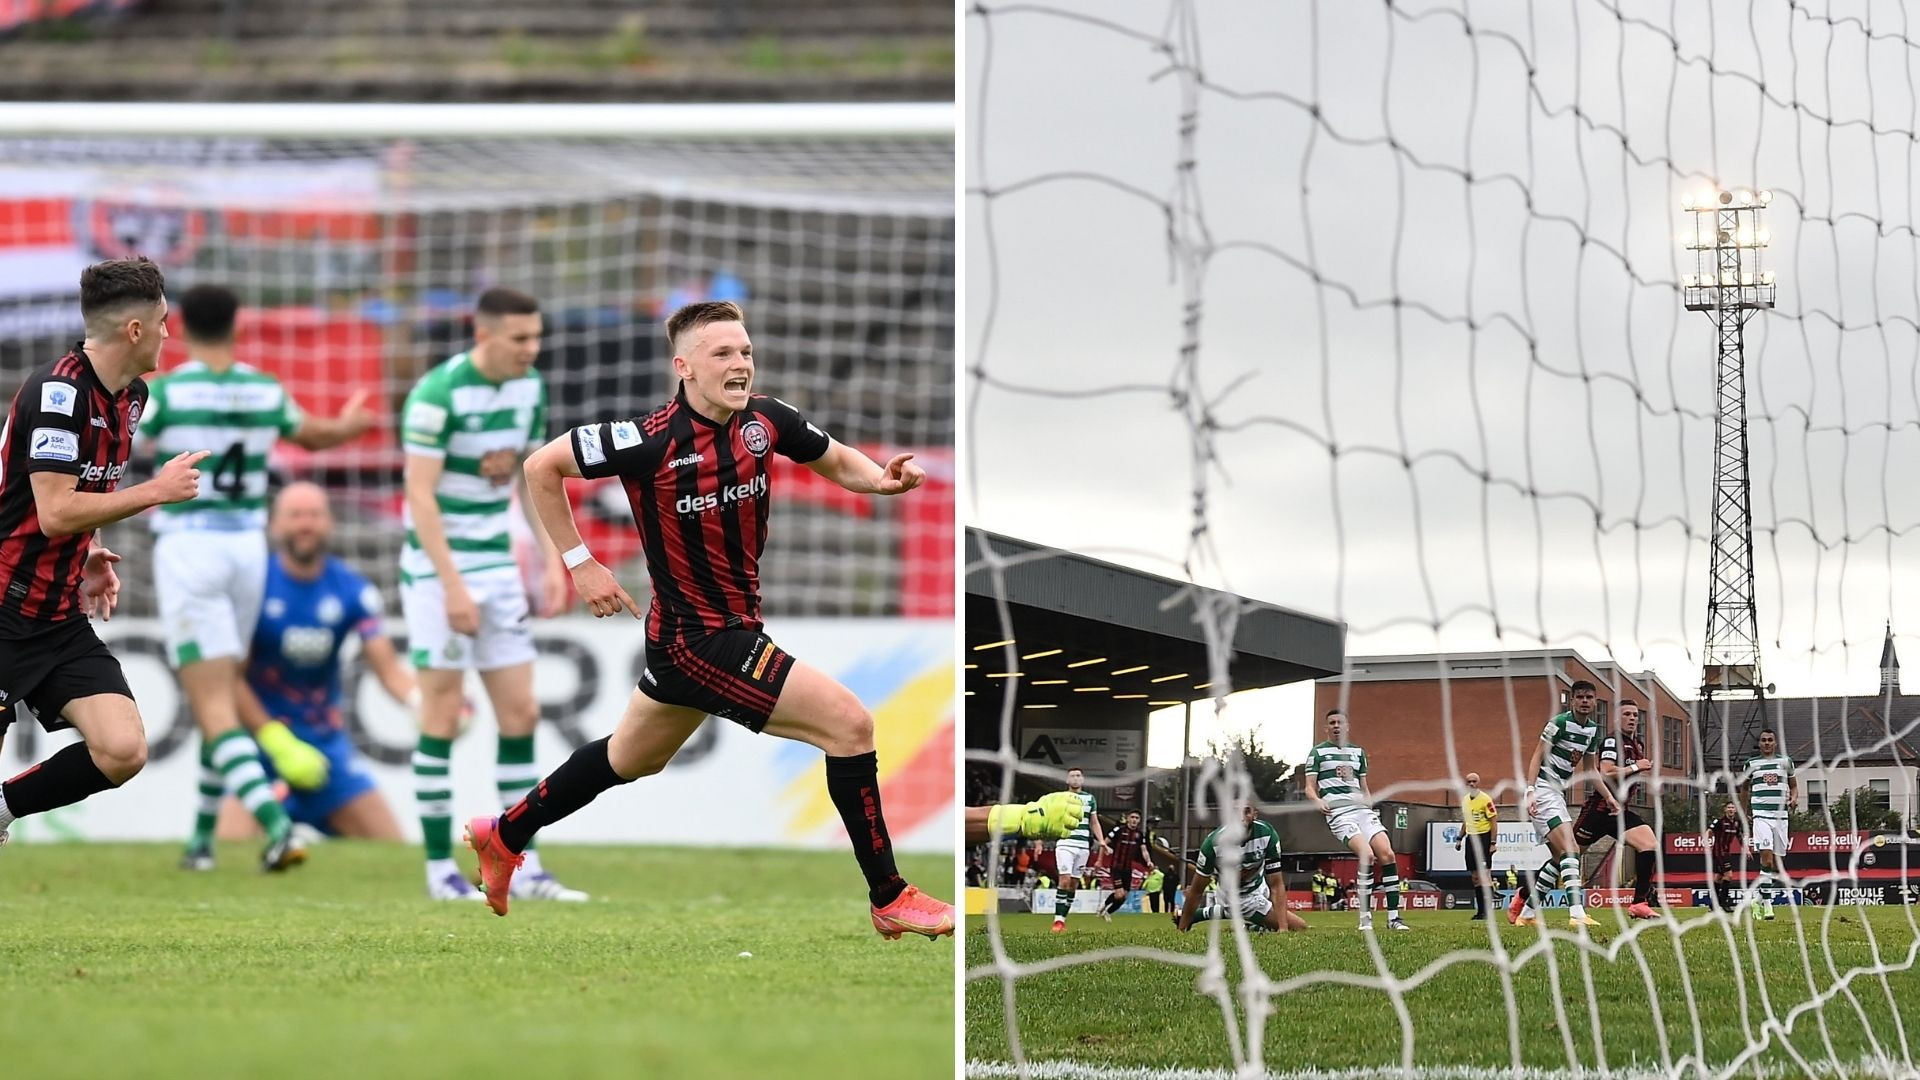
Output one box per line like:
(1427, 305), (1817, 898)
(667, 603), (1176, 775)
(964, 529), (1345, 746)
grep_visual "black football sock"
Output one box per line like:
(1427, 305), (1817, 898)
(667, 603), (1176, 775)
(498, 737), (631, 853)
(825, 751), (906, 908)
(1634, 848), (1657, 905)
(2, 742), (119, 818)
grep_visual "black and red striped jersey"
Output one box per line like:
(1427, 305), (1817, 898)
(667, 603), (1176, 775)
(1586, 728), (1648, 813)
(1107, 822), (1152, 875)
(1710, 814), (1743, 858)
(570, 388), (830, 642)
(0, 344), (147, 633)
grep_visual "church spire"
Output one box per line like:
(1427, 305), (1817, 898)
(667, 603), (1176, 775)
(1881, 623), (1901, 693)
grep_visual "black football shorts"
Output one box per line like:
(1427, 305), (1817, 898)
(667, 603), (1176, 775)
(639, 627), (796, 733)
(0, 616), (133, 734)
(1573, 805), (1649, 847)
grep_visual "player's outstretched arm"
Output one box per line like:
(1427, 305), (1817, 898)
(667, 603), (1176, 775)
(1521, 738), (1548, 812)
(31, 449), (207, 537)
(1587, 752), (1619, 813)
(967, 793), (1086, 843)
(287, 389), (375, 450)
(524, 434), (639, 619)
(362, 635), (417, 706)
(1175, 869), (1210, 932)
(516, 464), (568, 617)
(803, 439), (924, 496)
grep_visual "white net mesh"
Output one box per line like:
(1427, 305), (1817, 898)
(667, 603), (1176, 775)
(967, 1), (1920, 1077)
(0, 127), (954, 619)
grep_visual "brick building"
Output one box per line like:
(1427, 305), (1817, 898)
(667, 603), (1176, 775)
(1311, 650), (1692, 810)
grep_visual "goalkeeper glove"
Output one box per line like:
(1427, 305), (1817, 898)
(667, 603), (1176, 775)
(255, 721), (330, 792)
(986, 791), (1085, 840)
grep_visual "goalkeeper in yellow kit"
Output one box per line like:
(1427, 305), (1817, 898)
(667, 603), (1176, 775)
(966, 791), (1085, 843)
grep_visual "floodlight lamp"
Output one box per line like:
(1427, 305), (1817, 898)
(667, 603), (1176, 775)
(1718, 190), (1734, 205)
(1759, 189), (1773, 205)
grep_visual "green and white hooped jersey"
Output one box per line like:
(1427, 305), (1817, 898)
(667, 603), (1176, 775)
(1743, 754), (1795, 822)
(141, 360), (303, 534)
(1305, 740), (1368, 812)
(399, 352), (546, 583)
(1056, 789), (1097, 849)
(1196, 819), (1283, 890)
(1537, 710), (1604, 790)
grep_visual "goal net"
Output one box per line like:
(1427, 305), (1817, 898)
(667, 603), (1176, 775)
(0, 105), (955, 622)
(967, 2), (1920, 1077)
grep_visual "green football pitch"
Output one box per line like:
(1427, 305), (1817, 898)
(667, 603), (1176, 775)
(0, 842), (953, 1080)
(966, 909), (1920, 1079)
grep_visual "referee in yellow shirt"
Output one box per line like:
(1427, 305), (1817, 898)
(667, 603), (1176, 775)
(1457, 772), (1499, 920)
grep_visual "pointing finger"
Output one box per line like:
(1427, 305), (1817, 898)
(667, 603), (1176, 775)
(617, 587), (641, 618)
(176, 449), (213, 467)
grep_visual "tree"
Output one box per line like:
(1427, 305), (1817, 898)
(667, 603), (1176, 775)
(1794, 785), (1903, 833)
(1660, 789), (1705, 833)
(1206, 729), (1297, 805)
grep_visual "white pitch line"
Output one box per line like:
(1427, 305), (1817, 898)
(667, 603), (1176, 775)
(965, 1057), (1920, 1080)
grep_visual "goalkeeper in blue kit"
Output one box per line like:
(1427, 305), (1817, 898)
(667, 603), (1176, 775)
(232, 483), (415, 838)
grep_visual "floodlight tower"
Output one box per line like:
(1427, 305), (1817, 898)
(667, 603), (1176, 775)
(1680, 187), (1776, 758)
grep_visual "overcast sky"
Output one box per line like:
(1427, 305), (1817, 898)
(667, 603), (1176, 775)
(967, 0), (1920, 764)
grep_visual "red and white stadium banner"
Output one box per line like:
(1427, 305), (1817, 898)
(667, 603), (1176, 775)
(1665, 831), (1874, 856)
(0, 617), (954, 852)
(0, 148), (383, 303)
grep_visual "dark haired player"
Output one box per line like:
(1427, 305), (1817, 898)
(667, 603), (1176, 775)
(463, 300), (955, 937)
(1740, 728), (1795, 921)
(148, 283), (372, 871)
(400, 287), (577, 902)
(1175, 803), (1308, 933)
(0, 258), (207, 843)
(1049, 766), (1106, 933)
(1708, 801), (1744, 912)
(1573, 698), (1662, 920)
(1510, 680), (1608, 929)
(1097, 809), (1154, 920)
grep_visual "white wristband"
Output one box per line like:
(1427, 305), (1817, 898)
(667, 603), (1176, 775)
(561, 544), (593, 569)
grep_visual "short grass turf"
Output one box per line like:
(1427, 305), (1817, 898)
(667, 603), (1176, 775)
(0, 842), (953, 1080)
(965, 909), (1920, 1077)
